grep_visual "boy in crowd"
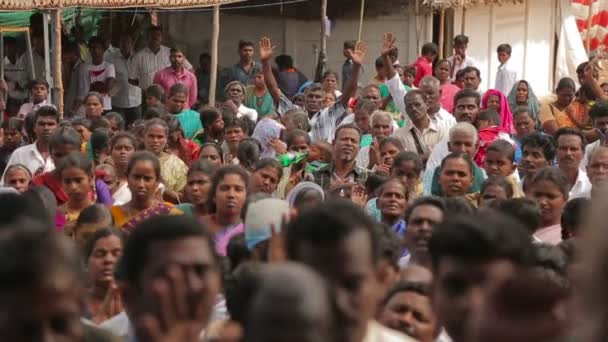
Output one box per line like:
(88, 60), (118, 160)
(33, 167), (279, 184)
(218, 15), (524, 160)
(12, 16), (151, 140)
(413, 42), (439, 87)
(483, 140), (524, 197)
(519, 132), (555, 179)
(223, 116), (249, 164)
(447, 35), (476, 80)
(17, 79), (50, 119)
(82, 36), (115, 111)
(145, 84), (166, 108)
(495, 43), (517, 95)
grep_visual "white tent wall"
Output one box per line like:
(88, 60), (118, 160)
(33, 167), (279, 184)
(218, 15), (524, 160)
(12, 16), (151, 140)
(555, 0), (589, 87)
(453, 0), (557, 96)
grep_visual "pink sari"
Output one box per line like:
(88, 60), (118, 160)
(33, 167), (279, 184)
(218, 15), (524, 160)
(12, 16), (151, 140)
(482, 89), (514, 134)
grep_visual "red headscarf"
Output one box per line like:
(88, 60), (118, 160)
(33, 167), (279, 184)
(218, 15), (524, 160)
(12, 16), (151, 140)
(482, 89), (513, 134)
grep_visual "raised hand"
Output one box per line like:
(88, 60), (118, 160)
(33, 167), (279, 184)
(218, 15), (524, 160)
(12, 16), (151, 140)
(382, 32), (397, 56)
(259, 37), (275, 62)
(351, 184), (368, 207)
(347, 41), (367, 66)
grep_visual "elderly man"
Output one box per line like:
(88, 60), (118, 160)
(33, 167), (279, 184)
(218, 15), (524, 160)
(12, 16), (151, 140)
(585, 145), (608, 198)
(418, 76), (456, 132)
(423, 122), (486, 196)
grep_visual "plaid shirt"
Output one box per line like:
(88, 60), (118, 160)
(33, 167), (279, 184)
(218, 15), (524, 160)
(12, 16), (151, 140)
(278, 95), (347, 143)
(312, 163), (369, 191)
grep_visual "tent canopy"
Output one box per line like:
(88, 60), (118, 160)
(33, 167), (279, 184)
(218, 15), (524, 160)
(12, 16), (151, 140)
(0, 0), (244, 10)
(423, 0), (524, 8)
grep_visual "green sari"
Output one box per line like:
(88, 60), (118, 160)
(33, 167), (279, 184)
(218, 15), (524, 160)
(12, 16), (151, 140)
(245, 85), (275, 117)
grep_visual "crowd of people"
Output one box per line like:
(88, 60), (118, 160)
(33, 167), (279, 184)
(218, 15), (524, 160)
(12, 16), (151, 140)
(2, 12), (608, 341)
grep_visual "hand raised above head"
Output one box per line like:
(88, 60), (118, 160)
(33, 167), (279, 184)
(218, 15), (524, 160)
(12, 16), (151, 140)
(382, 32), (397, 57)
(347, 41), (367, 66)
(259, 37), (276, 62)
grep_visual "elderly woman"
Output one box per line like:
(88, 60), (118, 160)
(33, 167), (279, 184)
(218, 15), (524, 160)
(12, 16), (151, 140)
(225, 80), (258, 123)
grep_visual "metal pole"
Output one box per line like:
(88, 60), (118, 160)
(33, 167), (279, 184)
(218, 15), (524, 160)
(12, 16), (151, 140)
(461, 7), (466, 35)
(357, 0), (365, 41)
(208, 5), (220, 107)
(43, 10), (52, 90)
(314, 0), (328, 82)
(439, 8), (445, 60)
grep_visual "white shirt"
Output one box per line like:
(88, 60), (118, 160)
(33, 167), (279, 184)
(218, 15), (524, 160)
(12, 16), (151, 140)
(1, 142), (54, 184)
(4, 56), (27, 100)
(433, 107), (457, 133)
(84, 61), (116, 110)
(237, 104), (259, 123)
(495, 60), (518, 96)
(569, 169), (592, 200)
(385, 73), (408, 116)
(363, 320), (416, 342)
(392, 119), (447, 157)
(106, 50), (142, 109)
(447, 55), (476, 81)
(17, 100), (49, 119)
(128, 45), (193, 90)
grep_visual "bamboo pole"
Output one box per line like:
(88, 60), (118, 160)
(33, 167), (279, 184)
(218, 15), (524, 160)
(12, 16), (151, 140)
(461, 7), (466, 35)
(522, 0), (530, 78)
(357, 0), (365, 41)
(439, 8), (445, 59)
(53, 9), (64, 118)
(0, 32), (4, 81)
(314, 0), (328, 82)
(208, 5), (220, 107)
(585, 0), (594, 53)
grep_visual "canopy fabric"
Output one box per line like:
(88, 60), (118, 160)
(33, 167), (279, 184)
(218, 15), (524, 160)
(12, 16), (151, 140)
(0, 9), (100, 37)
(0, 0), (244, 10)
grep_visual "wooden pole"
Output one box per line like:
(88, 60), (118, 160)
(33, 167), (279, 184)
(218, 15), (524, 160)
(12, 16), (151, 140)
(439, 8), (445, 59)
(523, 0), (530, 78)
(53, 9), (64, 118)
(415, 0), (420, 53)
(585, 0), (594, 53)
(208, 5), (220, 107)
(357, 0), (365, 41)
(461, 7), (466, 35)
(314, 0), (328, 82)
(25, 31), (35, 80)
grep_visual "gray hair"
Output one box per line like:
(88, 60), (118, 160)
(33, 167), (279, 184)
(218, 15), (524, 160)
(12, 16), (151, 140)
(419, 76), (440, 90)
(370, 110), (393, 125)
(449, 122), (478, 144)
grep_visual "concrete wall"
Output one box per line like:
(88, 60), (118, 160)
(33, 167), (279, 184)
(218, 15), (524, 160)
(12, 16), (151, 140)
(162, 9), (414, 86)
(453, 0), (556, 96)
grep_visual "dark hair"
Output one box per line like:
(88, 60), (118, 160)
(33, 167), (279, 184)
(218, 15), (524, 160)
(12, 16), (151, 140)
(76, 203), (113, 227)
(188, 159), (218, 178)
(375, 223), (401, 270)
(57, 152), (94, 178)
(393, 151), (423, 174)
(443, 197), (475, 217)
(375, 56), (385, 69)
(455, 69), (467, 80)
(144, 105), (166, 120)
(555, 127), (586, 150)
(238, 39), (254, 50)
(454, 88), (481, 106)
(521, 133), (556, 162)
(169, 46), (185, 55)
(208, 165), (250, 213)
(429, 212), (534, 269)
(199, 143), (224, 163)
(343, 40), (356, 50)
(110, 131), (137, 151)
(83, 226), (124, 260)
(365, 172), (390, 196)
(481, 176), (514, 198)
(334, 123), (362, 142)
(90, 129), (111, 161)
(488, 198), (541, 234)
(275, 54), (294, 70)
(224, 116), (249, 134)
(49, 126), (82, 152)
(497, 43), (512, 55)
(379, 136), (405, 152)
(556, 77), (576, 93)
(453, 34), (469, 46)
(2, 117), (24, 132)
(28, 78), (50, 91)
(126, 151), (161, 180)
(34, 105), (60, 125)
(533, 243), (568, 278)
(355, 99), (379, 116)
(105, 112), (125, 130)
(253, 158), (283, 179)
(145, 84), (166, 102)
(71, 117), (91, 130)
(421, 42), (439, 56)
(405, 89), (426, 103)
(226, 234), (252, 272)
(199, 106), (222, 128)
(168, 83), (188, 98)
(84, 92), (104, 105)
(237, 138), (261, 171)
(322, 70), (339, 83)
(440, 151), (474, 175)
(513, 106), (534, 119)
(90, 117), (111, 132)
(224, 263), (264, 324)
(286, 199), (379, 262)
(116, 215), (217, 285)
(88, 35), (104, 48)
(561, 197), (589, 239)
(381, 281), (430, 307)
(486, 139), (516, 162)
(528, 167), (570, 199)
(590, 101), (608, 121)
(162, 114), (183, 134)
(405, 196), (445, 222)
(478, 109), (501, 126)
(462, 66), (481, 79)
(143, 118), (169, 137)
(286, 129), (311, 148)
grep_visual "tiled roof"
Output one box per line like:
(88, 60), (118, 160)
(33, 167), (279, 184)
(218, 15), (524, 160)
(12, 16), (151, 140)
(423, 0), (524, 8)
(0, 0), (243, 10)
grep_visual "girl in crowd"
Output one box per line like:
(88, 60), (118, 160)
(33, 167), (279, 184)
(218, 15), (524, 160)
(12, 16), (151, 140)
(84, 92), (104, 120)
(478, 175), (514, 207)
(237, 138), (262, 172)
(199, 142), (224, 167)
(71, 117), (92, 147)
(166, 84), (202, 140)
(391, 151), (424, 199)
(71, 204), (113, 249)
(376, 137), (405, 174)
(88, 129), (111, 165)
(276, 129), (311, 198)
(322, 70), (342, 98)
(58, 152), (96, 227)
(142, 118), (188, 200)
(482, 89), (513, 134)
(438, 152), (477, 207)
(164, 115), (200, 166)
(0, 117), (24, 174)
(507, 80), (541, 126)
(434, 59), (461, 113)
(286, 181), (325, 213)
(539, 77), (578, 135)
(194, 106), (225, 146)
(526, 167), (568, 245)
(250, 158), (283, 195)
(4, 164), (31, 193)
(110, 151), (182, 232)
(245, 70), (275, 117)
(104, 112), (124, 136)
(83, 227), (124, 324)
(202, 165), (249, 256)
(177, 160), (217, 221)
(377, 178), (408, 238)
(110, 132), (137, 205)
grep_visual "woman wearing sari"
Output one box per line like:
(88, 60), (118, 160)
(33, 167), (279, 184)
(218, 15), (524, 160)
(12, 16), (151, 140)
(201, 165), (249, 256)
(539, 77), (588, 136)
(143, 118), (189, 202)
(245, 70), (275, 118)
(434, 59), (461, 113)
(109, 132), (137, 205)
(481, 89), (513, 134)
(507, 80), (541, 127)
(110, 151), (182, 233)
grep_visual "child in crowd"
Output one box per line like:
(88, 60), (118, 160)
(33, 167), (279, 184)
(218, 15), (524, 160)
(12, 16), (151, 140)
(479, 175), (514, 207)
(475, 109), (513, 166)
(166, 83), (202, 139)
(401, 65), (416, 89)
(17, 79), (49, 119)
(495, 43), (517, 96)
(413, 42), (439, 87)
(83, 92), (105, 119)
(0, 117), (24, 174)
(482, 139), (523, 197)
(561, 197), (590, 240)
(57, 152), (96, 228)
(71, 117), (92, 148)
(70, 203), (113, 249)
(164, 115), (200, 166)
(391, 151), (423, 199)
(526, 167), (569, 245)
(224, 116), (249, 164)
(145, 84), (166, 108)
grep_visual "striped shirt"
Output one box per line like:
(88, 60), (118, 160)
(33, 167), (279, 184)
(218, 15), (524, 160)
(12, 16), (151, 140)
(128, 45), (193, 90)
(278, 95), (347, 143)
